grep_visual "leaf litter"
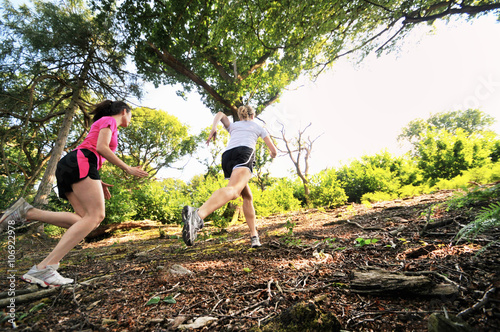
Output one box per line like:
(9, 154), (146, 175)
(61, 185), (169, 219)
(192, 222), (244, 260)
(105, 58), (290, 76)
(1, 190), (499, 331)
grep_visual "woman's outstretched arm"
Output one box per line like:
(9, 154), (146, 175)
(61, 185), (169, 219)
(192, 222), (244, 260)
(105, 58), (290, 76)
(206, 112), (230, 145)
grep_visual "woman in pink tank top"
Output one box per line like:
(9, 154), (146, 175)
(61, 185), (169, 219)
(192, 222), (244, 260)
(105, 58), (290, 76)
(0, 100), (148, 287)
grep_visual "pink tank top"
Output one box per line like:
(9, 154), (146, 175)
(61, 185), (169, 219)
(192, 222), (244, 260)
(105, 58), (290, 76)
(77, 117), (118, 169)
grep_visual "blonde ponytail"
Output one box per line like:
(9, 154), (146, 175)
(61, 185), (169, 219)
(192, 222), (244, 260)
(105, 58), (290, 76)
(237, 105), (255, 121)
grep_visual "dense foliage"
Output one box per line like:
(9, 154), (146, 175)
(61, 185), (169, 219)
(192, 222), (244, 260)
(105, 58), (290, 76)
(117, 107), (198, 178)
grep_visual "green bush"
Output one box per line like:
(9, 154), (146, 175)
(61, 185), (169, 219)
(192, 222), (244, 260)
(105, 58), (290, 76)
(361, 191), (397, 204)
(103, 185), (136, 224)
(253, 178), (301, 216)
(98, 167), (136, 225)
(309, 168), (347, 208)
(432, 162), (500, 191)
(46, 191), (73, 212)
(465, 162), (500, 183)
(397, 184), (432, 198)
(416, 129), (495, 183)
(336, 152), (401, 203)
(490, 140), (500, 162)
(132, 178), (189, 224)
(432, 176), (471, 191)
(290, 177), (307, 206)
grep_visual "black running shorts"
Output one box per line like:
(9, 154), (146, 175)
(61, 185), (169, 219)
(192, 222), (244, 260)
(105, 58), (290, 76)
(221, 146), (255, 179)
(55, 149), (100, 200)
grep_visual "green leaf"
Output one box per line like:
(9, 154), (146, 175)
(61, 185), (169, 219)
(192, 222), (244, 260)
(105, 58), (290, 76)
(243, 267), (252, 273)
(29, 303), (45, 313)
(146, 296), (161, 305)
(163, 296), (177, 304)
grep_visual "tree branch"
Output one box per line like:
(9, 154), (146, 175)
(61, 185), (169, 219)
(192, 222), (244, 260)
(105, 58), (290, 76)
(403, 3), (500, 25)
(261, 91), (281, 109)
(238, 51), (274, 82)
(205, 54), (234, 83)
(146, 41), (237, 113)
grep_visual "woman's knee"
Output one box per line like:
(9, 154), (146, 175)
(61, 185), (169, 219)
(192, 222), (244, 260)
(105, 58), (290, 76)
(225, 186), (241, 201)
(87, 210), (105, 228)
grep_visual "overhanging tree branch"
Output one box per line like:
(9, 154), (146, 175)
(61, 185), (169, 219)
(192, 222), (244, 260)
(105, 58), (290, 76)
(205, 54), (234, 83)
(403, 3), (500, 24)
(147, 41), (237, 114)
(238, 50), (275, 82)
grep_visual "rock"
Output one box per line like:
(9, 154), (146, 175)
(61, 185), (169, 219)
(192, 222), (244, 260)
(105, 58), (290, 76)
(251, 301), (341, 332)
(178, 316), (217, 329)
(428, 313), (475, 332)
(169, 264), (193, 276)
(170, 315), (189, 329)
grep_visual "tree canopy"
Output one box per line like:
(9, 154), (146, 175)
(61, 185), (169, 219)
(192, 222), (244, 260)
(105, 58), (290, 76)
(0, 0), (140, 205)
(117, 107), (198, 178)
(398, 109), (497, 148)
(95, 0), (500, 118)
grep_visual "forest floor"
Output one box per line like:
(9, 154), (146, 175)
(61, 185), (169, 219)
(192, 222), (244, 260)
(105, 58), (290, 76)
(1, 189), (499, 331)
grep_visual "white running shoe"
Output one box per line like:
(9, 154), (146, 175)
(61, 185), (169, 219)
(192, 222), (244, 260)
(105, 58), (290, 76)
(0, 198), (33, 232)
(21, 264), (74, 288)
(251, 236), (262, 248)
(182, 206), (204, 246)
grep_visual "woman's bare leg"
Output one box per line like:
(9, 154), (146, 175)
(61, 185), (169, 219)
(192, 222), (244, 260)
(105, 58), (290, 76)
(37, 177), (105, 269)
(197, 168), (252, 220)
(24, 191), (86, 229)
(241, 184), (258, 237)
(25, 209), (81, 229)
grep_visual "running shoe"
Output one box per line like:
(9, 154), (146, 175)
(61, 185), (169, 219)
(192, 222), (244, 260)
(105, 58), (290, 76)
(21, 264), (73, 288)
(251, 236), (262, 248)
(0, 198), (33, 233)
(182, 206), (204, 246)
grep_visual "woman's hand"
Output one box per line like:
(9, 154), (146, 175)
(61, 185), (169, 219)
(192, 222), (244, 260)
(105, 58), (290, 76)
(206, 128), (217, 145)
(101, 181), (114, 200)
(126, 165), (149, 178)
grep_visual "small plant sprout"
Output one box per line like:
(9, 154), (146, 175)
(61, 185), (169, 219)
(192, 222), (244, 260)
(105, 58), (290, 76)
(285, 218), (296, 237)
(355, 237), (379, 247)
(324, 237), (336, 247)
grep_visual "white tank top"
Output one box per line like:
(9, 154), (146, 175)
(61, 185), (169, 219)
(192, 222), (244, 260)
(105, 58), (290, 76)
(224, 120), (268, 151)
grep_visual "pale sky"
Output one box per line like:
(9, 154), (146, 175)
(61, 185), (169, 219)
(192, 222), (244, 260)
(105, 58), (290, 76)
(143, 14), (500, 181)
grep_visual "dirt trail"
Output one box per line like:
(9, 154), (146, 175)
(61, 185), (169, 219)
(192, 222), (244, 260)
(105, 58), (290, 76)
(1, 190), (499, 331)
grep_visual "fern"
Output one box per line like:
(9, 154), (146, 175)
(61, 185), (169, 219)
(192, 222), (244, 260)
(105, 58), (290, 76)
(457, 201), (500, 242)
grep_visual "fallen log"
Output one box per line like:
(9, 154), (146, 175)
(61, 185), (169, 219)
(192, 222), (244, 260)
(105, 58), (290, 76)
(0, 287), (60, 308)
(86, 221), (162, 240)
(349, 269), (458, 297)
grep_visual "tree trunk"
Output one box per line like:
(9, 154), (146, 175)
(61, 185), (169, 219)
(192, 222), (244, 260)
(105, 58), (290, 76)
(33, 52), (93, 206)
(33, 102), (78, 206)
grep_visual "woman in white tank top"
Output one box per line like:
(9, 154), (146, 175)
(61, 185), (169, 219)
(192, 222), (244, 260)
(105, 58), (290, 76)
(182, 105), (277, 248)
